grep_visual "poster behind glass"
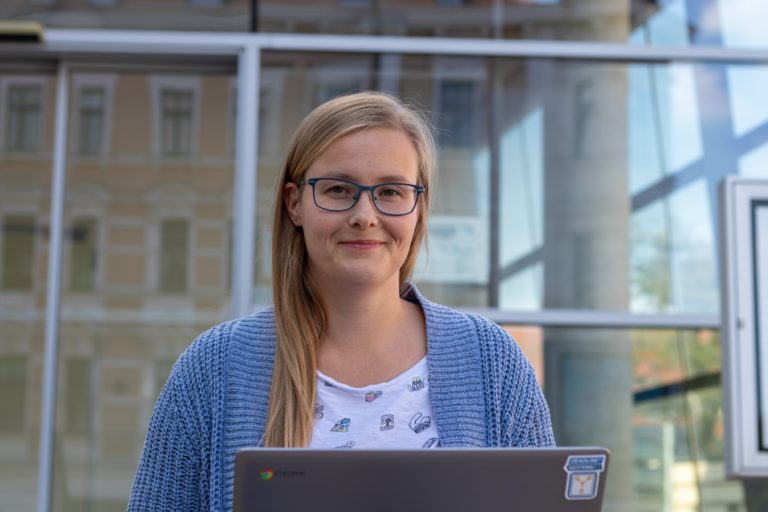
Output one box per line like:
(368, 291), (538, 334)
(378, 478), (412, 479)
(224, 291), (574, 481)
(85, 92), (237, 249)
(756, 203), (768, 449)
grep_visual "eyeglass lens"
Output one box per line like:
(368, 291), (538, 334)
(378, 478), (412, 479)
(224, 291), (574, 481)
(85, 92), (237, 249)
(311, 178), (419, 215)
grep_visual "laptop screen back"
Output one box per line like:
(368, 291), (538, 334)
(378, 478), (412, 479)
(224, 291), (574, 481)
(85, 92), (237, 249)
(234, 447), (609, 512)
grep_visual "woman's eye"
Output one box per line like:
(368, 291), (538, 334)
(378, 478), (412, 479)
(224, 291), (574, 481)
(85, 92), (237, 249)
(378, 187), (404, 198)
(325, 184), (352, 195)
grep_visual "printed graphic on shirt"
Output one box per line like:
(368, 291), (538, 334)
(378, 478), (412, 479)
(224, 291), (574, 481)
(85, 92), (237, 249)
(409, 412), (431, 434)
(380, 414), (395, 431)
(365, 390), (383, 403)
(313, 403), (324, 419)
(422, 437), (439, 448)
(331, 418), (351, 432)
(408, 376), (425, 392)
(336, 441), (355, 449)
(323, 380), (335, 387)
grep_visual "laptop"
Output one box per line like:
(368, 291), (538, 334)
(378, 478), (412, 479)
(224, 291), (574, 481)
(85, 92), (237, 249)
(234, 447), (610, 512)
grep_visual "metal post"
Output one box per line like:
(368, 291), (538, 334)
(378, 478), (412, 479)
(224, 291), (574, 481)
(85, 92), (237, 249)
(37, 61), (69, 512)
(231, 43), (260, 317)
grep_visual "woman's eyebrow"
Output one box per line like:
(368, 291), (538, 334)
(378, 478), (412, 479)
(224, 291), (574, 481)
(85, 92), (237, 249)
(317, 171), (414, 183)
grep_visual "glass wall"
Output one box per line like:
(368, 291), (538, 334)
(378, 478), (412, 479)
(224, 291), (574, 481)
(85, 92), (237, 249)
(48, 68), (236, 511)
(250, 52), (768, 511)
(0, 69), (55, 510)
(506, 325), (738, 511)
(5, 0), (768, 48)
(257, 54), (768, 313)
(3, 35), (768, 511)
(0, 0), (250, 32)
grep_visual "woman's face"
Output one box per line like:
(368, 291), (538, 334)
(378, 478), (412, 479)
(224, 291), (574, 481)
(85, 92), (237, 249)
(284, 127), (421, 293)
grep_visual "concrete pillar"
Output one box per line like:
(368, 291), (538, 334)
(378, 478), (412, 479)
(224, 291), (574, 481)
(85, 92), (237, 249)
(539, 7), (633, 507)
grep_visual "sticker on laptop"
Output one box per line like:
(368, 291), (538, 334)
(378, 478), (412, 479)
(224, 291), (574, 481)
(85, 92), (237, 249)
(563, 454), (606, 500)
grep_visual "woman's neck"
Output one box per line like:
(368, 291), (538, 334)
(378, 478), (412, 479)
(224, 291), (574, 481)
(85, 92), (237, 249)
(315, 280), (426, 386)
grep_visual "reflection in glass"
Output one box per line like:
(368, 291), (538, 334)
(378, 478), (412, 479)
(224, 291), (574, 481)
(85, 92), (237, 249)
(2, 215), (36, 291)
(68, 218), (97, 292)
(667, 180), (717, 313)
(727, 65), (768, 138)
(0, 71), (52, 512)
(630, 0), (689, 47)
(5, 83), (42, 152)
(0, 0), (249, 31)
(632, 328), (739, 511)
(499, 107), (543, 269)
(52, 70), (236, 511)
(719, 0), (768, 48)
(739, 142), (768, 178)
(76, 87), (106, 156)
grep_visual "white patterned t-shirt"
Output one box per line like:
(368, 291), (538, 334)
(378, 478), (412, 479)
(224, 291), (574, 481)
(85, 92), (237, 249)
(309, 357), (439, 449)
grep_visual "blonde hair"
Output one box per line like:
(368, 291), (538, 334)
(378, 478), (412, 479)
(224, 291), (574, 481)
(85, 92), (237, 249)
(264, 91), (436, 447)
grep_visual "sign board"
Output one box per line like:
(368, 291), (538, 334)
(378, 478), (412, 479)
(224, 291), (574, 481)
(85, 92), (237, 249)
(415, 215), (488, 284)
(720, 176), (768, 477)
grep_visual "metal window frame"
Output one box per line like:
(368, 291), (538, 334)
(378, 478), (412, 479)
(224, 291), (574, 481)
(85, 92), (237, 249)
(5, 29), (767, 512)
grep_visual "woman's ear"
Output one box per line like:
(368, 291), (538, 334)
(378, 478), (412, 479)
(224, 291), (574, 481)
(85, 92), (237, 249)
(283, 182), (303, 227)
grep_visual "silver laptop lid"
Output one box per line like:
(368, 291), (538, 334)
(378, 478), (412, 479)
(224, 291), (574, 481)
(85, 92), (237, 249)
(234, 447), (609, 512)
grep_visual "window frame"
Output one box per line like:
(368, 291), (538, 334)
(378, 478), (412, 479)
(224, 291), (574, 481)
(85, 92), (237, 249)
(149, 75), (201, 160)
(71, 73), (116, 158)
(0, 75), (48, 155)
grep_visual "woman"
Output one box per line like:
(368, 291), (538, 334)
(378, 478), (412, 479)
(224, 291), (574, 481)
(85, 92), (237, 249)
(128, 91), (554, 511)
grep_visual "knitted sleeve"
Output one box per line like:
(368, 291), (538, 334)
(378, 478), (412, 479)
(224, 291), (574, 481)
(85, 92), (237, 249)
(471, 315), (556, 448)
(127, 322), (231, 511)
(127, 371), (208, 511)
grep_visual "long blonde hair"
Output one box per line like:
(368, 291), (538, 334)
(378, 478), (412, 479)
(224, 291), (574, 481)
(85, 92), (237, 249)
(264, 91), (436, 447)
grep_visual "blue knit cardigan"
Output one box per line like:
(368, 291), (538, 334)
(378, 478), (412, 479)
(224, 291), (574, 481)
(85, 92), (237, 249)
(128, 287), (555, 511)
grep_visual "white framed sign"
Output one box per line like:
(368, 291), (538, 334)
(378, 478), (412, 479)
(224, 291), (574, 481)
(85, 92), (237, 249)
(415, 215), (488, 284)
(721, 176), (768, 477)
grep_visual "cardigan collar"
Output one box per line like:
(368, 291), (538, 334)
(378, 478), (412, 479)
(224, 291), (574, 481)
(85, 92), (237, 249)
(227, 283), (487, 449)
(402, 284), (487, 447)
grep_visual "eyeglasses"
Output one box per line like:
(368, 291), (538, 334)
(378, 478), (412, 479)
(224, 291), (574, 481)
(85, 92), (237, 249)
(301, 177), (425, 216)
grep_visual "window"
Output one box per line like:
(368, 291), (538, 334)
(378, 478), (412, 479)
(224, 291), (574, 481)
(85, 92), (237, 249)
(0, 356), (27, 432)
(159, 218), (189, 293)
(2, 215), (36, 291)
(439, 80), (476, 148)
(5, 84), (42, 152)
(65, 359), (92, 435)
(70, 218), (98, 292)
(77, 87), (106, 156)
(160, 88), (194, 157)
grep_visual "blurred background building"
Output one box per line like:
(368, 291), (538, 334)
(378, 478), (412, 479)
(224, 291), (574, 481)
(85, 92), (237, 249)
(1, 0), (767, 510)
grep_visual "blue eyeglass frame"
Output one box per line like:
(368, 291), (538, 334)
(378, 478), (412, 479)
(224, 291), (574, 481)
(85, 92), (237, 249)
(300, 177), (426, 216)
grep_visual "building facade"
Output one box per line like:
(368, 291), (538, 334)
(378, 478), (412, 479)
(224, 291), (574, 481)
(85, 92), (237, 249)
(1, 1), (767, 511)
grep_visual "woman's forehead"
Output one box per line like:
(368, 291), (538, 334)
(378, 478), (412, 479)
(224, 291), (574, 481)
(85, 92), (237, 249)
(307, 128), (420, 183)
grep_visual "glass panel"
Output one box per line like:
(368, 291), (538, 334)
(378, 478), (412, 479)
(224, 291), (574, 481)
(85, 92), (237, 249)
(76, 86), (105, 156)
(0, 70), (53, 511)
(69, 218), (97, 292)
(2, 215), (36, 290)
(2, 0), (766, 48)
(630, 328), (739, 512)
(507, 325), (743, 512)
(255, 52), (491, 307)
(159, 218), (189, 293)
(54, 69), (236, 511)
(160, 89), (194, 157)
(492, 58), (768, 313)
(0, 1), (249, 31)
(256, 56), (768, 313)
(5, 84), (42, 152)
